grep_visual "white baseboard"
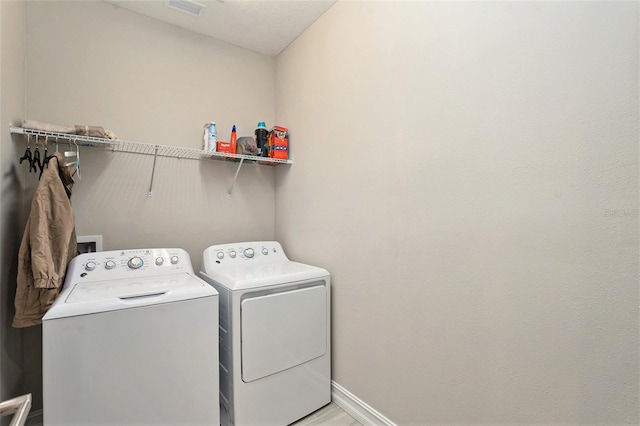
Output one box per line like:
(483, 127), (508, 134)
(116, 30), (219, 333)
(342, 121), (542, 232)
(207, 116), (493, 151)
(331, 381), (395, 426)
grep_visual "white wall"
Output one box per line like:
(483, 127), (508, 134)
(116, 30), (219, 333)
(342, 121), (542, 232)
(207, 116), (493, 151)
(0, 0), (26, 416)
(276, 1), (639, 424)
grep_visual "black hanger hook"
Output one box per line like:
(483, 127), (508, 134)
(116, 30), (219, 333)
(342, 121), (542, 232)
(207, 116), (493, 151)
(31, 138), (41, 173)
(19, 134), (33, 166)
(38, 137), (49, 179)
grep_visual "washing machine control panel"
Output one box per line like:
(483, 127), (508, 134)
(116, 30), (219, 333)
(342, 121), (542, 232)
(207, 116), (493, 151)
(203, 241), (288, 267)
(68, 248), (194, 281)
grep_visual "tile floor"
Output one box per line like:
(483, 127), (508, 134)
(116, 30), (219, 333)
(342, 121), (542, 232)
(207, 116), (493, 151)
(292, 402), (362, 426)
(26, 401), (361, 426)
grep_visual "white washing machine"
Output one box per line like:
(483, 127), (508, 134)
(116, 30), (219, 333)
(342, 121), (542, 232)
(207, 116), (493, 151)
(42, 248), (219, 426)
(199, 241), (331, 426)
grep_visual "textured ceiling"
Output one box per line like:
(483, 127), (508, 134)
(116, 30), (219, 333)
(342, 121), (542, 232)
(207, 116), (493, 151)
(103, 0), (336, 57)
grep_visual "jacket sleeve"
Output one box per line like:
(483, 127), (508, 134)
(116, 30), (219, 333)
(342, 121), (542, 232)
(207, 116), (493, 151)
(28, 171), (75, 290)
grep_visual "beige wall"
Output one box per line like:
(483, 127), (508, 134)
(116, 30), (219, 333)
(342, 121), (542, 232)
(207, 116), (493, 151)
(26, 0), (276, 149)
(26, 0), (277, 270)
(276, 1), (639, 424)
(0, 0), (26, 411)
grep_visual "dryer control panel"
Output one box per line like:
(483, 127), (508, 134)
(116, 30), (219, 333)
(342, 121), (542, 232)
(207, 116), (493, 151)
(202, 241), (287, 267)
(66, 248), (194, 282)
(200, 241), (330, 291)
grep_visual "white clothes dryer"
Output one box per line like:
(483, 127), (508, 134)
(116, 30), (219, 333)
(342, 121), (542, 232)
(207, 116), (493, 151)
(42, 248), (219, 426)
(200, 241), (331, 426)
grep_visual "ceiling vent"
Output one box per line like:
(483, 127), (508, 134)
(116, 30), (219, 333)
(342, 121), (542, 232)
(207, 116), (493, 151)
(165, 0), (206, 17)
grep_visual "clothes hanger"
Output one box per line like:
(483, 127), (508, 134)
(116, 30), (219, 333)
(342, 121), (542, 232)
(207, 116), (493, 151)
(44, 136), (59, 164)
(19, 134), (33, 168)
(40, 136), (66, 180)
(31, 137), (42, 173)
(39, 136), (50, 179)
(73, 139), (81, 180)
(63, 138), (80, 180)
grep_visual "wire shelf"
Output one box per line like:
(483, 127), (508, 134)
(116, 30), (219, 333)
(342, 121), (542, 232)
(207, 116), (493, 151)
(9, 126), (292, 165)
(10, 125), (291, 197)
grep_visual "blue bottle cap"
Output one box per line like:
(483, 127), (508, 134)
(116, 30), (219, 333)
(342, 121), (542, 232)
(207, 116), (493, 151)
(257, 122), (266, 129)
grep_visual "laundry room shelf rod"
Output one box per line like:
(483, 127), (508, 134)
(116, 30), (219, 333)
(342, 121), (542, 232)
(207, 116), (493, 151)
(9, 126), (292, 196)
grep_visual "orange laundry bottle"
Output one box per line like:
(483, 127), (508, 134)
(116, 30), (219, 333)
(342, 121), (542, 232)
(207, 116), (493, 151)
(230, 125), (237, 154)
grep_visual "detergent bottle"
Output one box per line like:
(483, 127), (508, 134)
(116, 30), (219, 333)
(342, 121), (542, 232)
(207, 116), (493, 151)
(255, 122), (268, 157)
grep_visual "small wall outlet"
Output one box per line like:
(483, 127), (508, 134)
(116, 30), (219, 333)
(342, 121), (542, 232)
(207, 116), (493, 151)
(77, 235), (103, 254)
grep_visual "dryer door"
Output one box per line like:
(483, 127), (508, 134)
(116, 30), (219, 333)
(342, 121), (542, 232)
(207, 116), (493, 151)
(240, 284), (327, 382)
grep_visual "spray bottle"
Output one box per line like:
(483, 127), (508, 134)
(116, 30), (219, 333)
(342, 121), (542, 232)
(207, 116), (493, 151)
(230, 125), (237, 154)
(203, 122), (217, 152)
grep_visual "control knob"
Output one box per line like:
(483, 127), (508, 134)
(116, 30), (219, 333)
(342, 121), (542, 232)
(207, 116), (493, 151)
(155, 257), (164, 266)
(105, 260), (116, 270)
(216, 252), (224, 260)
(229, 250), (237, 258)
(128, 256), (143, 269)
(244, 248), (254, 258)
(170, 255), (179, 264)
(85, 261), (96, 271)
(262, 248), (268, 255)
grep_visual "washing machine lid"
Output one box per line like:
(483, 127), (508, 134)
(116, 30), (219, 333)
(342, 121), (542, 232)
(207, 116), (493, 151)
(201, 260), (329, 290)
(43, 273), (217, 320)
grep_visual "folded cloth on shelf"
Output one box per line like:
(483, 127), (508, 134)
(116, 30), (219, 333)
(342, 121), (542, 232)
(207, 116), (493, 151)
(74, 125), (106, 138)
(21, 120), (118, 140)
(105, 130), (118, 140)
(237, 136), (258, 155)
(21, 120), (75, 134)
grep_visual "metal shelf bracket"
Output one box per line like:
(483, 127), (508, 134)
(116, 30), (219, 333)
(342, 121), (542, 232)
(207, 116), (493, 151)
(148, 145), (159, 197)
(227, 158), (245, 198)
